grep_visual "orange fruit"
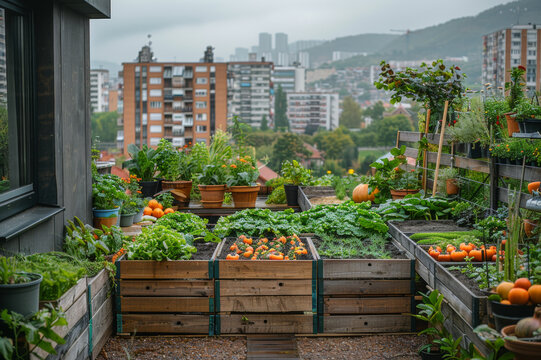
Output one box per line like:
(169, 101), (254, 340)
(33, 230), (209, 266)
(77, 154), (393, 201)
(514, 278), (532, 290)
(496, 281), (515, 300)
(164, 208), (174, 214)
(152, 208), (164, 218)
(226, 253), (239, 260)
(528, 285), (541, 305)
(143, 206), (153, 215)
(148, 199), (159, 209)
(500, 300), (511, 305)
(508, 288), (529, 305)
(156, 202), (163, 210)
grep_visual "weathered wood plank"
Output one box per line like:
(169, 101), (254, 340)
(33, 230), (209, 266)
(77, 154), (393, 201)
(219, 314), (314, 334)
(219, 280), (311, 296)
(323, 296), (411, 314)
(91, 279), (110, 315)
(40, 277), (87, 312)
(120, 296), (212, 313)
(322, 314), (411, 333)
(119, 260), (210, 279)
(119, 280), (214, 297)
(322, 259), (412, 279)
(323, 279), (412, 295)
(88, 268), (110, 301)
(434, 276), (474, 325)
(497, 186), (530, 207)
(34, 311), (89, 360)
(218, 260), (313, 280)
(56, 327), (89, 360)
(91, 297), (113, 353)
(220, 296), (312, 313)
(498, 163), (541, 182)
(120, 314), (211, 334)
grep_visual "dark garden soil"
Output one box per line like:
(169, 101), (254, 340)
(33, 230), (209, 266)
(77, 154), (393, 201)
(391, 220), (470, 234)
(300, 186), (335, 197)
(220, 237), (313, 260)
(446, 266), (492, 296)
(191, 240), (219, 260)
(310, 236), (408, 260)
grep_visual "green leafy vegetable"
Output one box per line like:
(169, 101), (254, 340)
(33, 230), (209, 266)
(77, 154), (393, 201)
(127, 225), (197, 260)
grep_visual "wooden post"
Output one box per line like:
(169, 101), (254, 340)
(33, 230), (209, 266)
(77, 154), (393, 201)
(432, 101), (449, 197)
(395, 131), (400, 148)
(422, 109), (431, 193)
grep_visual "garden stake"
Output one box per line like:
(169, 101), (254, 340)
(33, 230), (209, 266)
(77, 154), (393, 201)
(482, 231), (490, 289)
(422, 109), (431, 193)
(432, 101), (449, 197)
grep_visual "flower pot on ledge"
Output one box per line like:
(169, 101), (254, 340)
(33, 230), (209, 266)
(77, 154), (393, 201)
(390, 189), (419, 200)
(230, 185), (260, 208)
(161, 180), (192, 207)
(198, 184), (226, 208)
(504, 112), (520, 136)
(446, 179), (459, 195)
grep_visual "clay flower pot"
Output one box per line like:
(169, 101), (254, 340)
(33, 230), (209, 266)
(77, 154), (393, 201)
(524, 219), (538, 238)
(229, 185), (260, 208)
(198, 184), (226, 208)
(501, 324), (541, 360)
(446, 179), (459, 195)
(505, 112), (520, 136)
(390, 189), (419, 200)
(161, 180), (192, 207)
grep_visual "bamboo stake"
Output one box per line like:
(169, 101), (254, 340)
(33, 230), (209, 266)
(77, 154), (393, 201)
(422, 109), (431, 193)
(432, 101), (449, 197)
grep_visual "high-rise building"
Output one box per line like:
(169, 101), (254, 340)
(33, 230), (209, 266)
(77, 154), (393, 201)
(258, 32), (272, 53)
(227, 61), (273, 128)
(90, 69), (110, 113)
(275, 33), (288, 53)
(234, 47), (249, 61)
(297, 52), (310, 69)
(482, 24), (541, 97)
(287, 92), (339, 134)
(122, 60), (228, 154)
(273, 66), (305, 93)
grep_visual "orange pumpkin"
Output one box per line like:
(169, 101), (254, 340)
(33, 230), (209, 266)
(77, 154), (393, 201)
(152, 208), (164, 218)
(164, 208), (174, 214)
(437, 253), (451, 262)
(508, 288), (530, 305)
(528, 181), (541, 194)
(226, 253), (239, 260)
(450, 250), (467, 262)
(352, 184), (378, 203)
(528, 285), (541, 304)
(469, 249), (484, 262)
(143, 206), (153, 216)
(148, 199), (160, 209)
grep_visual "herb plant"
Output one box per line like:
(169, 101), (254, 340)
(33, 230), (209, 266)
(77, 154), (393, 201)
(376, 195), (455, 222)
(0, 257), (31, 284)
(155, 192), (174, 209)
(280, 160), (312, 185)
(197, 164), (226, 185)
(123, 143), (157, 181)
(127, 225), (197, 260)
(226, 156), (259, 187)
(92, 174), (128, 210)
(155, 212), (219, 242)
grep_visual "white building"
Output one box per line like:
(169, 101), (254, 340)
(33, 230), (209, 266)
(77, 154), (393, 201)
(90, 69), (109, 112)
(273, 66), (305, 93)
(287, 92), (339, 134)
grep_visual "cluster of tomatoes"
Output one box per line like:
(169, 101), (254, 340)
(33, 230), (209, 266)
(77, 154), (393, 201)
(496, 278), (541, 305)
(225, 234), (308, 261)
(142, 199), (174, 219)
(428, 241), (505, 262)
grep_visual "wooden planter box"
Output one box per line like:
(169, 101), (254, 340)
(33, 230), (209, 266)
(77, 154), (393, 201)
(33, 268), (113, 360)
(298, 186), (337, 211)
(114, 244), (221, 335)
(214, 237), (318, 334)
(317, 255), (415, 334)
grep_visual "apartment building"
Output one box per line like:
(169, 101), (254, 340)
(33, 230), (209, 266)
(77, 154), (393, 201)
(287, 92), (339, 134)
(273, 66), (305, 93)
(122, 62), (227, 154)
(90, 69), (109, 112)
(482, 24), (541, 97)
(227, 61), (273, 128)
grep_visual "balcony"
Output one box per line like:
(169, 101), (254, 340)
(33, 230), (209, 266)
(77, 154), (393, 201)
(182, 107), (193, 113)
(184, 118), (194, 127)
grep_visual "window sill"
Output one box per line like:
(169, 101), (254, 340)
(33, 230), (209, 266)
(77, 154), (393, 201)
(0, 205), (64, 241)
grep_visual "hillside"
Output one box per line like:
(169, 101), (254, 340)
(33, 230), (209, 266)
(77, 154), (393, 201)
(325, 0), (541, 83)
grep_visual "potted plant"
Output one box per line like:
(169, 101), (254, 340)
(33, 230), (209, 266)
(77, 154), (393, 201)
(437, 167), (461, 196)
(92, 174), (127, 230)
(119, 195), (139, 227)
(155, 139), (194, 206)
(197, 164), (227, 208)
(122, 143), (158, 197)
(447, 97), (490, 158)
(485, 97), (511, 141)
(280, 160), (312, 206)
(226, 155), (260, 208)
(369, 145), (408, 203)
(513, 97), (541, 133)
(504, 66), (527, 136)
(0, 257), (43, 317)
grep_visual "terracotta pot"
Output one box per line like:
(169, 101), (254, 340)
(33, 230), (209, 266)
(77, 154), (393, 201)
(198, 184), (226, 208)
(446, 179), (459, 195)
(524, 219), (538, 238)
(505, 112), (520, 136)
(501, 324), (541, 359)
(390, 189), (419, 200)
(161, 180), (192, 207)
(93, 216), (118, 230)
(230, 185), (260, 208)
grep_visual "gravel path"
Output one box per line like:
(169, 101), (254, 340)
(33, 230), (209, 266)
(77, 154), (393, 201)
(97, 335), (425, 359)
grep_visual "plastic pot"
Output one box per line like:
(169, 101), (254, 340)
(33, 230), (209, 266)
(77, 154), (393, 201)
(491, 300), (536, 331)
(119, 213), (136, 227)
(284, 184), (299, 206)
(0, 273), (43, 317)
(139, 180), (159, 198)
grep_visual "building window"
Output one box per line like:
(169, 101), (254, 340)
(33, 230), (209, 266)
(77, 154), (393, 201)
(150, 125), (162, 133)
(149, 113), (162, 121)
(149, 137), (160, 146)
(195, 89), (207, 97)
(196, 125), (207, 133)
(150, 101), (162, 108)
(149, 77), (161, 85)
(195, 77), (207, 84)
(149, 89), (162, 97)
(196, 113), (207, 121)
(0, 5), (36, 221)
(195, 66), (207, 72)
(149, 66), (162, 73)
(195, 101), (207, 109)
(196, 138), (207, 144)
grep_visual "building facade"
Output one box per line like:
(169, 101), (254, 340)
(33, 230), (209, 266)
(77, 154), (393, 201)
(272, 66), (305, 93)
(286, 92), (339, 134)
(90, 69), (110, 113)
(227, 61), (273, 128)
(482, 24), (541, 97)
(122, 62), (228, 154)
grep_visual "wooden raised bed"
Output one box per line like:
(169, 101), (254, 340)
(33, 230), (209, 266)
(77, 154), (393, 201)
(317, 252), (415, 334)
(214, 237), (318, 334)
(33, 268), (113, 360)
(298, 186), (338, 211)
(114, 243), (221, 335)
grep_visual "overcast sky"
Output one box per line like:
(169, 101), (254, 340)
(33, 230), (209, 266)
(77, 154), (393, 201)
(90, 0), (510, 66)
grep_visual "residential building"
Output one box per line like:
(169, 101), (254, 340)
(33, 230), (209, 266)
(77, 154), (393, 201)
(227, 61), (273, 128)
(286, 92), (339, 134)
(258, 32), (272, 61)
(122, 59), (228, 154)
(90, 69), (110, 112)
(273, 66), (305, 93)
(297, 52), (310, 69)
(482, 24), (541, 96)
(275, 32), (289, 65)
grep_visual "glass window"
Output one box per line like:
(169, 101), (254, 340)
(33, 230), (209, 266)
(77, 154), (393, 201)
(196, 77), (207, 84)
(149, 77), (161, 84)
(195, 101), (207, 109)
(149, 113), (162, 121)
(196, 125), (207, 133)
(149, 66), (162, 73)
(0, 5), (36, 221)
(195, 66), (207, 72)
(150, 125), (162, 133)
(149, 137), (160, 146)
(149, 89), (162, 97)
(195, 89), (207, 97)
(150, 101), (162, 108)
(196, 113), (207, 121)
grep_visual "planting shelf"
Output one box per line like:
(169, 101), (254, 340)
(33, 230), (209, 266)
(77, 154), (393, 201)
(114, 242), (221, 335)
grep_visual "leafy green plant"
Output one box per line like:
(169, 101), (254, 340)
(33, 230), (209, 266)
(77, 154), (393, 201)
(280, 160), (312, 185)
(127, 225), (197, 260)
(155, 192), (174, 209)
(472, 325), (515, 360)
(154, 139), (193, 181)
(0, 304), (67, 360)
(390, 169), (421, 190)
(506, 65), (526, 110)
(447, 97), (490, 146)
(122, 143), (157, 181)
(197, 164), (226, 185)
(316, 233), (390, 259)
(226, 155), (259, 187)
(265, 185), (286, 204)
(92, 174), (128, 210)
(0, 257), (31, 284)
(376, 195), (455, 222)
(369, 145), (407, 202)
(484, 97), (510, 140)
(513, 96), (541, 121)
(155, 212), (219, 243)
(214, 208), (301, 238)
